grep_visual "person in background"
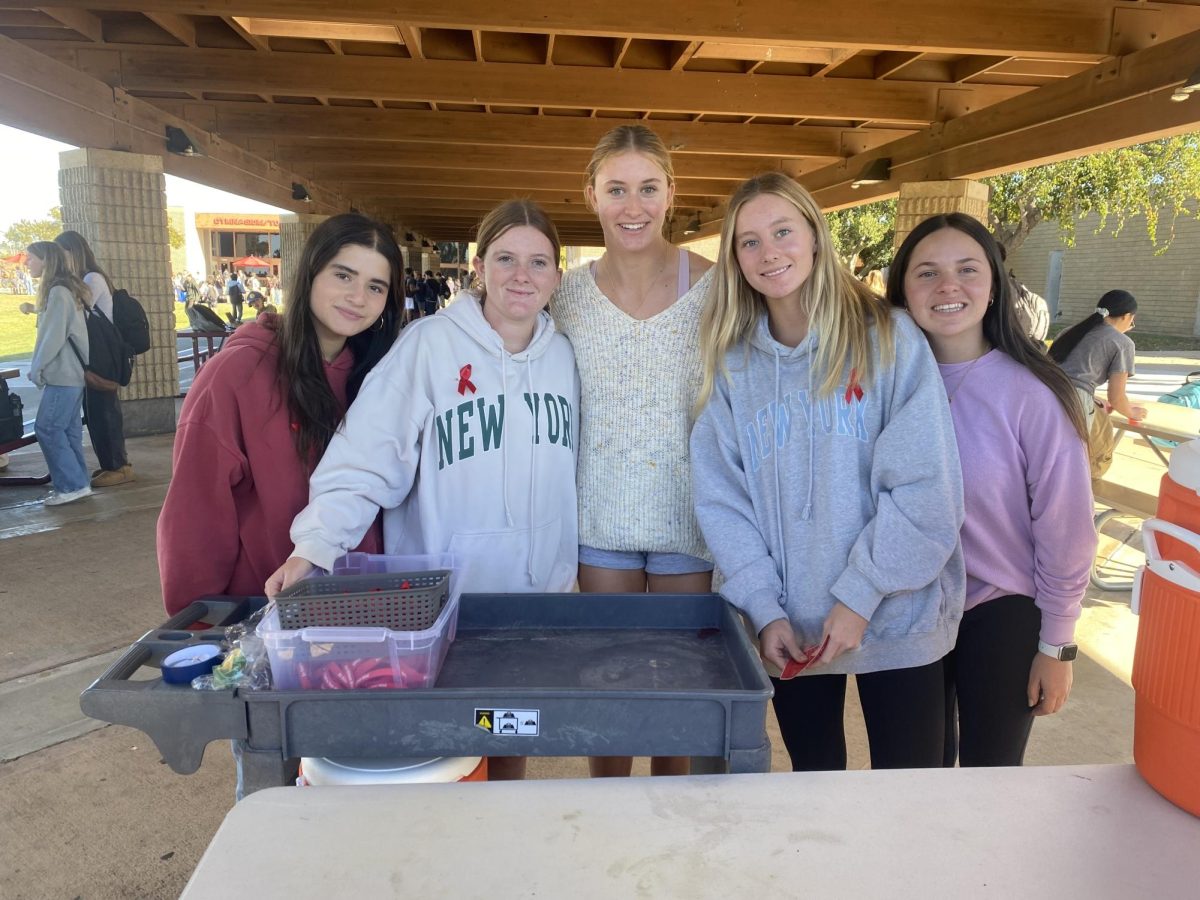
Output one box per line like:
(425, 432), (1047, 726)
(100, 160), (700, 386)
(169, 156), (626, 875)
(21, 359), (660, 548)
(157, 213), (404, 617)
(552, 124), (715, 779)
(55, 230), (134, 488)
(690, 173), (964, 773)
(997, 245), (1049, 343)
(889, 213), (1095, 767)
(862, 269), (886, 296)
(1049, 289), (1144, 423)
(24, 241), (93, 506)
(225, 270), (246, 324)
(267, 200), (580, 782)
(422, 269), (441, 316)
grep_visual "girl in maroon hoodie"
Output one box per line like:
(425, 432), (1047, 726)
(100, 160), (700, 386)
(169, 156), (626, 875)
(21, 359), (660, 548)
(157, 214), (404, 616)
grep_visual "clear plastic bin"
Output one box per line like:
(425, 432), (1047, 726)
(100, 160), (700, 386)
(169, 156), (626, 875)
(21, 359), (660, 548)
(260, 554), (460, 691)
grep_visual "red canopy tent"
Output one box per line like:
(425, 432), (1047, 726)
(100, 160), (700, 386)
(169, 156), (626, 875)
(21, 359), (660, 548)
(230, 255), (270, 269)
(2, 251), (28, 265)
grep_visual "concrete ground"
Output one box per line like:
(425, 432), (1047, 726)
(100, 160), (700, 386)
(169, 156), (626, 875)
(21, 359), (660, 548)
(0, 356), (1190, 899)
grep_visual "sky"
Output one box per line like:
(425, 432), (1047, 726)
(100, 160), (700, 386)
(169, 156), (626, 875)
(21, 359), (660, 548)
(0, 122), (287, 233)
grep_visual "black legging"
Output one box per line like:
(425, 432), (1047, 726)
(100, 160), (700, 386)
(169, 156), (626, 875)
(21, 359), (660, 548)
(84, 387), (127, 471)
(771, 658), (946, 771)
(943, 594), (1041, 767)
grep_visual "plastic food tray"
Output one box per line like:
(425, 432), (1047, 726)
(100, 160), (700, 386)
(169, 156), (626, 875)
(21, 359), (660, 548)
(275, 553), (452, 631)
(258, 591), (460, 691)
(80, 593), (774, 795)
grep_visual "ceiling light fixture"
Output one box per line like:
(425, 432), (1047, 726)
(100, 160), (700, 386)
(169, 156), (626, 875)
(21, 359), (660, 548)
(683, 215), (702, 235)
(850, 157), (891, 189)
(1171, 67), (1200, 102)
(404, 232), (416, 243)
(291, 183), (312, 203)
(164, 125), (202, 157)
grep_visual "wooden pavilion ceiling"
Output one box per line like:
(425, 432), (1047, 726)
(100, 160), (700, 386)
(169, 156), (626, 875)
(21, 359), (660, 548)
(2, 2), (1200, 244)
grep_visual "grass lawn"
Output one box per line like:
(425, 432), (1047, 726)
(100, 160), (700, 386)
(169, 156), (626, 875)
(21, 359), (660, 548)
(1, 293), (252, 363)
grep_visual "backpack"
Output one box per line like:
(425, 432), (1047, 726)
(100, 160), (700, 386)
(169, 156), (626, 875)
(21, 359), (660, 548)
(112, 288), (151, 354)
(69, 306), (134, 392)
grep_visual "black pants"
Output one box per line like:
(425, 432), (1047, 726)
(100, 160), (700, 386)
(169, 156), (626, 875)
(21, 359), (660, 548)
(943, 594), (1041, 767)
(771, 658), (945, 771)
(229, 295), (243, 322)
(84, 387), (128, 471)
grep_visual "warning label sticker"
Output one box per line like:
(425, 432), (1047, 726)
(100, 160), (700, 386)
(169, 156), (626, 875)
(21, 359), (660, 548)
(475, 708), (539, 736)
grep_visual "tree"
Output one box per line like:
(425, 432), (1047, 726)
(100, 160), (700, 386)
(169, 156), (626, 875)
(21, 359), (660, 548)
(823, 133), (1200, 264)
(1, 207), (62, 255)
(986, 134), (1200, 255)
(826, 199), (895, 274)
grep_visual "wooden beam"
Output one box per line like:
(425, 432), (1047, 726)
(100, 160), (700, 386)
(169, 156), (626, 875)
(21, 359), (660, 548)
(0, 33), (346, 216)
(144, 11), (195, 47)
(873, 52), (922, 80)
(802, 27), (1200, 209)
(39, 6), (102, 42)
(273, 141), (827, 177)
(332, 167), (738, 197)
(107, 48), (1030, 125)
(222, 15), (270, 52)
(17, 1), (1132, 59)
(160, 100), (914, 157)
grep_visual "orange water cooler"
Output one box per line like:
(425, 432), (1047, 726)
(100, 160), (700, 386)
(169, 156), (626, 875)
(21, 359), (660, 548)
(1132, 439), (1200, 816)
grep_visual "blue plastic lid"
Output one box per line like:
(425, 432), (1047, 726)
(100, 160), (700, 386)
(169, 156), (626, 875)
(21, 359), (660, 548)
(161, 644), (223, 685)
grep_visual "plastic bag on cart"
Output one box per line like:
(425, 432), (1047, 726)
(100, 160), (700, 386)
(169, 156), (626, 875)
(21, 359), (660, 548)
(191, 604), (273, 691)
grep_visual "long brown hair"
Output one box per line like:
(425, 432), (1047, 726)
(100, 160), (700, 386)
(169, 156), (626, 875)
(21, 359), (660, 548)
(888, 213), (1087, 442)
(276, 214), (404, 465)
(54, 230), (114, 294)
(697, 173), (894, 413)
(27, 241), (89, 312)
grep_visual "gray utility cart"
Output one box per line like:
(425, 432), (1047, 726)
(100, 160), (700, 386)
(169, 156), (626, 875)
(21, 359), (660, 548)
(81, 593), (774, 795)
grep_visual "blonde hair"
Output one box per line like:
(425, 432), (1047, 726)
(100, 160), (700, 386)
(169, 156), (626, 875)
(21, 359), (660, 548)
(863, 269), (886, 296)
(696, 173), (894, 412)
(27, 241), (89, 313)
(471, 199), (561, 304)
(584, 125), (676, 225)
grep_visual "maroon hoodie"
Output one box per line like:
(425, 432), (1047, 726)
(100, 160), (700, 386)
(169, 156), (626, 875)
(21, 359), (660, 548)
(157, 315), (380, 616)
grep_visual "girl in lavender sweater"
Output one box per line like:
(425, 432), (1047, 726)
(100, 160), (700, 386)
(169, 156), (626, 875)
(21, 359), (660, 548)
(889, 213), (1096, 766)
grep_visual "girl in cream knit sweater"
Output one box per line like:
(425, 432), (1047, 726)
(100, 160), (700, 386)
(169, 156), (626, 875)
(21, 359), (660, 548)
(552, 124), (714, 779)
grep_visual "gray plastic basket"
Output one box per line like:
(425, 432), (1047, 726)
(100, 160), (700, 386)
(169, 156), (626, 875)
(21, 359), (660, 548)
(275, 569), (451, 631)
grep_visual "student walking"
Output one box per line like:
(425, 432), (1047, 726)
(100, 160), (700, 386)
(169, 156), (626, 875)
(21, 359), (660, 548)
(55, 230), (133, 487)
(25, 241), (93, 506)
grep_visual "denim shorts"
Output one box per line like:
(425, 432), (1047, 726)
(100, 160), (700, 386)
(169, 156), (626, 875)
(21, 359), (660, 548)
(578, 545), (714, 575)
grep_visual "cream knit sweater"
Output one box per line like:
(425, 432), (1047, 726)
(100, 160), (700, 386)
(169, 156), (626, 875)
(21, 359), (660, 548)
(552, 262), (714, 559)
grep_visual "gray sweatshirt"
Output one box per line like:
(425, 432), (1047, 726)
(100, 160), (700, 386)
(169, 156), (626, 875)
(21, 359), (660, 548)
(691, 311), (965, 675)
(29, 285), (87, 388)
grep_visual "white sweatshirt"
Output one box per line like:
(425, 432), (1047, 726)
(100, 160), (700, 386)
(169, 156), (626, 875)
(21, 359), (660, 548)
(290, 294), (580, 594)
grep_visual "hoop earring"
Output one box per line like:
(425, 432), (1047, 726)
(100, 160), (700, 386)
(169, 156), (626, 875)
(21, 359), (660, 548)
(372, 314), (385, 332)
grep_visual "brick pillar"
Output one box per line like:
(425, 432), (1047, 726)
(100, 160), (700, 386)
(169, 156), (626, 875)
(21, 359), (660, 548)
(58, 148), (176, 435)
(279, 213), (329, 304)
(893, 180), (990, 249)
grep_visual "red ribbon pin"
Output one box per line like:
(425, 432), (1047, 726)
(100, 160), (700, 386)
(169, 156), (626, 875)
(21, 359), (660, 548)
(844, 368), (864, 404)
(457, 364), (476, 396)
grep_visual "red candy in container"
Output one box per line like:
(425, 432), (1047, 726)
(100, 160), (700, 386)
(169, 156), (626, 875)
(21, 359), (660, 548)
(259, 553), (460, 691)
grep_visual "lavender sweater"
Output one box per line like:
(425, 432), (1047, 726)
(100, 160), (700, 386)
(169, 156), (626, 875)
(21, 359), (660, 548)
(940, 350), (1095, 644)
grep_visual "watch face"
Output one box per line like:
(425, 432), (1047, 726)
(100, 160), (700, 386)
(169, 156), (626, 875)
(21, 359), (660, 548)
(1060, 644), (1079, 662)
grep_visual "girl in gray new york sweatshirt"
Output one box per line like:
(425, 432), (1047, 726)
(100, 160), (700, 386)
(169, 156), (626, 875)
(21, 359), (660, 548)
(690, 174), (965, 771)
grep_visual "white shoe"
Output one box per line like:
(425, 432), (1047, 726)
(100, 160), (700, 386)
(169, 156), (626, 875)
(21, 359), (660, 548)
(44, 486), (94, 506)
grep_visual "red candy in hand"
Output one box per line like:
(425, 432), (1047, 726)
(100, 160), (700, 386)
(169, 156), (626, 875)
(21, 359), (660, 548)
(779, 637), (830, 680)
